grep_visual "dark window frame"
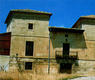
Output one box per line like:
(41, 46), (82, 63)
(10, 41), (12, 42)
(63, 43), (70, 56)
(25, 41), (34, 56)
(65, 34), (68, 37)
(60, 63), (72, 73)
(25, 62), (32, 70)
(28, 23), (33, 29)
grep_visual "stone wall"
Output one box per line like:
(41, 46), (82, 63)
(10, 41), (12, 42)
(72, 60), (95, 74)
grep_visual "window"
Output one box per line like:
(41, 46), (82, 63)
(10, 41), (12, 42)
(25, 62), (32, 70)
(25, 41), (34, 56)
(28, 23), (33, 29)
(60, 63), (72, 73)
(63, 43), (70, 56)
(65, 34), (68, 37)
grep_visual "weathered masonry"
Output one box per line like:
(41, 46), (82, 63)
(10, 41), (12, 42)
(0, 9), (95, 74)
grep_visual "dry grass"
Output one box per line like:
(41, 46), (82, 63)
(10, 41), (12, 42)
(0, 71), (95, 80)
(31, 74), (82, 80)
(0, 71), (82, 80)
(0, 71), (18, 80)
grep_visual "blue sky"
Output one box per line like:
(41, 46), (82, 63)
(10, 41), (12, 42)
(0, 0), (95, 33)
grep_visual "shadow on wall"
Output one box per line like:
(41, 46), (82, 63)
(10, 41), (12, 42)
(60, 63), (72, 74)
(50, 32), (87, 74)
(55, 54), (78, 74)
(50, 32), (87, 49)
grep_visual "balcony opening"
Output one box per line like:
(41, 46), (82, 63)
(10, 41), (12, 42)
(60, 63), (72, 74)
(25, 41), (34, 56)
(63, 43), (70, 56)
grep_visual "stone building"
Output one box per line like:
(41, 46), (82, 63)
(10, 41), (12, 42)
(0, 9), (95, 74)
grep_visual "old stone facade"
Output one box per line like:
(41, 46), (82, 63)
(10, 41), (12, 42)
(0, 9), (95, 74)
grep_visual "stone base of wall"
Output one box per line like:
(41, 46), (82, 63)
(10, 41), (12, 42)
(33, 63), (59, 74)
(9, 57), (59, 74)
(72, 60), (95, 74)
(8, 57), (95, 75)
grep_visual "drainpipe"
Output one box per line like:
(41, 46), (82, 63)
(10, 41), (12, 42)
(48, 32), (50, 74)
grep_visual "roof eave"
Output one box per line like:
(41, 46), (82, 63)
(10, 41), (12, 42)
(72, 17), (81, 28)
(72, 17), (95, 28)
(5, 11), (13, 24)
(5, 10), (52, 24)
(49, 27), (84, 33)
